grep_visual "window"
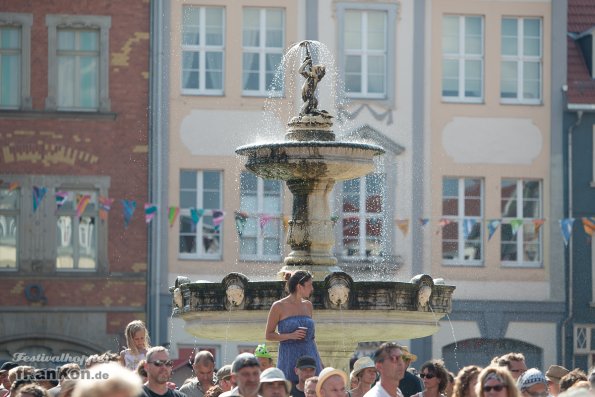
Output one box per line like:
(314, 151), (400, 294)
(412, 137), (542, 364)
(56, 190), (98, 270)
(340, 173), (386, 258)
(0, 187), (18, 269)
(179, 170), (223, 259)
(0, 13), (32, 110)
(181, 6), (225, 95)
(46, 15), (111, 112)
(500, 179), (542, 266)
(442, 177), (483, 265)
(337, 3), (397, 103)
(500, 17), (542, 104)
(242, 7), (284, 96)
(442, 15), (483, 102)
(239, 172), (282, 260)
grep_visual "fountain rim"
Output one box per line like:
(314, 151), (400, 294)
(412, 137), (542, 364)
(235, 140), (386, 156)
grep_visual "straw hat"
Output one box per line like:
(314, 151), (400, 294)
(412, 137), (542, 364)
(400, 346), (418, 363)
(316, 367), (348, 397)
(350, 357), (377, 380)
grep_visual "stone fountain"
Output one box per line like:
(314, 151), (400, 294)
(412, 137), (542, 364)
(172, 41), (455, 370)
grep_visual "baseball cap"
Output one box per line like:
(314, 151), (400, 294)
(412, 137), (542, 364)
(295, 356), (317, 369)
(217, 365), (232, 383)
(232, 353), (260, 374)
(0, 362), (18, 374)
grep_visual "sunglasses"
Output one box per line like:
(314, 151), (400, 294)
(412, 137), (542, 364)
(483, 385), (507, 392)
(420, 373), (436, 379)
(149, 360), (174, 368)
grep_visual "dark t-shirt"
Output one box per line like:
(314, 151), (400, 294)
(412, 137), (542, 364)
(399, 372), (423, 397)
(291, 383), (305, 397)
(139, 385), (188, 397)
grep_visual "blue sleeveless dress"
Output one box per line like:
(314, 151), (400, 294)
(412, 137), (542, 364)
(276, 315), (323, 383)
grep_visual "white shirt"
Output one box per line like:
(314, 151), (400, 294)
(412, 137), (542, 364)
(363, 383), (404, 397)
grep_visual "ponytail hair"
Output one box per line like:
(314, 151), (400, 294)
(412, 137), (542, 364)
(286, 270), (312, 293)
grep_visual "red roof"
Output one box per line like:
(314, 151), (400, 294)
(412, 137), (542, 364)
(567, 0), (595, 104)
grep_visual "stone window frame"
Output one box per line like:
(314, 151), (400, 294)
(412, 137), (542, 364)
(336, 2), (398, 107)
(0, 174), (110, 274)
(0, 12), (32, 110)
(45, 14), (111, 112)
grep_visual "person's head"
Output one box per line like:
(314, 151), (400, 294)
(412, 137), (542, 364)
(372, 342), (405, 384)
(351, 356), (378, 387)
(476, 366), (519, 397)
(193, 351), (215, 388)
(560, 369), (588, 394)
(33, 368), (58, 390)
(517, 368), (548, 397)
(255, 344), (274, 372)
(493, 353), (526, 381)
(295, 356), (318, 386)
(8, 366), (35, 388)
(98, 351), (120, 364)
(71, 362), (142, 397)
(14, 383), (49, 397)
(144, 346), (174, 386)
(259, 367), (291, 397)
(232, 353), (261, 397)
(453, 365), (482, 397)
(418, 360), (449, 393)
(0, 362), (18, 389)
(316, 367), (347, 397)
(545, 365), (570, 396)
(124, 320), (150, 354)
(58, 379), (77, 397)
(216, 364), (233, 392)
(588, 368), (595, 390)
(57, 363), (80, 384)
(286, 270), (313, 297)
(136, 359), (148, 382)
(305, 376), (319, 397)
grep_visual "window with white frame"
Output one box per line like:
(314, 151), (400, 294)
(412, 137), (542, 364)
(336, 3), (397, 102)
(181, 6), (225, 95)
(56, 190), (98, 270)
(179, 170), (223, 259)
(46, 15), (111, 112)
(574, 325), (595, 370)
(500, 179), (542, 266)
(242, 7), (284, 96)
(239, 172), (282, 260)
(442, 15), (483, 102)
(0, 13), (32, 110)
(500, 17), (542, 104)
(442, 177), (483, 265)
(0, 187), (18, 270)
(340, 173), (386, 258)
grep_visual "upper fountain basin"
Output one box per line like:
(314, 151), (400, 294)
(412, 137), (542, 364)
(235, 141), (385, 181)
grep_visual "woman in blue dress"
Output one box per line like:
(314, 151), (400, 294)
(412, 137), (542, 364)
(265, 270), (323, 383)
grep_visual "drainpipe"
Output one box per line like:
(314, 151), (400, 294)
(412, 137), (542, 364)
(561, 110), (582, 368)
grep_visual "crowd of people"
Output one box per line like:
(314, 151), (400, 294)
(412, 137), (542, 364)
(1, 272), (595, 397)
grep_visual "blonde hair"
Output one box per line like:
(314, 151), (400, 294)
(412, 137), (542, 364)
(71, 363), (142, 397)
(476, 366), (519, 397)
(124, 320), (150, 355)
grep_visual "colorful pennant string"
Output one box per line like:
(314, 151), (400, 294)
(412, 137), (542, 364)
(75, 194), (91, 217)
(234, 211), (249, 236)
(32, 186), (47, 213)
(168, 207), (180, 227)
(121, 200), (137, 228)
(144, 203), (158, 224)
(99, 196), (114, 221)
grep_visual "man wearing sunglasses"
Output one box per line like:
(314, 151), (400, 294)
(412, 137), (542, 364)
(365, 342), (406, 397)
(140, 346), (187, 397)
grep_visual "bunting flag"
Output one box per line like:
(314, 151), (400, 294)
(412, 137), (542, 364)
(395, 219), (409, 237)
(283, 215), (290, 230)
(419, 218), (430, 226)
(75, 194), (91, 217)
(9, 182), (20, 191)
(436, 218), (451, 234)
(487, 219), (501, 241)
(212, 210), (225, 230)
(55, 191), (68, 210)
(234, 211), (249, 236)
(560, 218), (575, 246)
(330, 215), (339, 225)
(190, 208), (204, 225)
(168, 207), (180, 227)
(98, 196), (114, 221)
(463, 219), (476, 240)
(533, 219), (545, 234)
(582, 217), (595, 236)
(144, 203), (158, 224)
(259, 214), (274, 234)
(32, 186), (47, 213)
(121, 200), (137, 228)
(509, 219), (524, 236)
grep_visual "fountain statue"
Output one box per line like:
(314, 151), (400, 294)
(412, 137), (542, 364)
(171, 41), (455, 370)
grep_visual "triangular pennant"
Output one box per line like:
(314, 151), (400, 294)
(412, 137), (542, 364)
(259, 214), (274, 234)
(283, 215), (290, 230)
(395, 219), (409, 237)
(212, 210), (224, 230)
(33, 186), (47, 213)
(234, 211), (249, 237)
(144, 203), (158, 224)
(463, 219), (476, 240)
(55, 191), (68, 209)
(9, 182), (20, 191)
(75, 194), (91, 217)
(533, 219), (545, 234)
(190, 208), (204, 225)
(121, 200), (137, 228)
(330, 215), (339, 225)
(559, 218), (575, 246)
(509, 219), (524, 236)
(487, 219), (501, 241)
(582, 217), (595, 237)
(98, 196), (114, 221)
(419, 218), (430, 226)
(168, 207), (180, 227)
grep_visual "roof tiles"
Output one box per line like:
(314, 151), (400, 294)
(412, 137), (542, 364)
(567, 0), (595, 104)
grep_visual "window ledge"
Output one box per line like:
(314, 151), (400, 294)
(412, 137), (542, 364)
(0, 109), (117, 120)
